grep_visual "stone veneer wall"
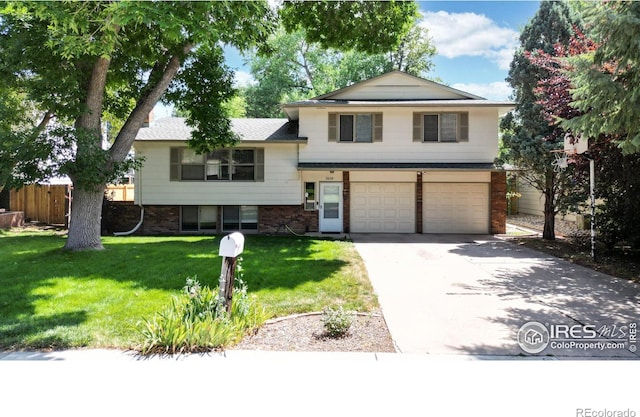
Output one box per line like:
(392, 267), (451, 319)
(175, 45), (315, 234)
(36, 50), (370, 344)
(259, 205), (318, 234)
(490, 171), (507, 234)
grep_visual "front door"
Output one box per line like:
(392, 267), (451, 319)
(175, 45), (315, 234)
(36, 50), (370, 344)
(319, 182), (343, 232)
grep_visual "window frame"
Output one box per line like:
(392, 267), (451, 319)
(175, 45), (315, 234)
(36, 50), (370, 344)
(222, 205), (258, 232)
(170, 147), (264, 182)
(180, 205), (218, 232)
(304, 182), (316, 211)
(413, 112), (469, 143)
(328, 112), (382, 143)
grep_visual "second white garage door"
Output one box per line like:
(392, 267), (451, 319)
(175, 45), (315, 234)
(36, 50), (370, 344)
(351, 183), (415, 233)
(423, 183), (490, 234)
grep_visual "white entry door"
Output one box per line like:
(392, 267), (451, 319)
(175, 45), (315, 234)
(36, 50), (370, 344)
(319, 182), (343, 232)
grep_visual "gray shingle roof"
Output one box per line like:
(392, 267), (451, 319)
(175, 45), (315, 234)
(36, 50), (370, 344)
(135, 117), (304, 142)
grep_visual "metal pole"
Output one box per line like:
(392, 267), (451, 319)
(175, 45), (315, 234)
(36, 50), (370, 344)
(590, 158), (596, 262)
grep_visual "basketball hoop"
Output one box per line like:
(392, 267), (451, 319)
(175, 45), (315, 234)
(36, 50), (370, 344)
(549, 131), (596, 262)
(550, 150), (570, 172)
(550, 132), (587, 172)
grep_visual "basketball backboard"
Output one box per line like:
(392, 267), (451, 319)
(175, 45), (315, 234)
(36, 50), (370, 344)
(564, 132), (588, 154)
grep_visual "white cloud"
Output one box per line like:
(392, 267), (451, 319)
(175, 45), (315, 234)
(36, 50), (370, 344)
(452, 81), (513, 101)
(233, 71), (255, 88)
(421, 11), (518, 70)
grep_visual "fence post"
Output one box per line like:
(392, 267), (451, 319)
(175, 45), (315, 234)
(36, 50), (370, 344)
(218, 232), (245, 314)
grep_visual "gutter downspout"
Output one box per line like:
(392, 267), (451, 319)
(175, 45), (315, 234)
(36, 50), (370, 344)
(113, 204), (144, 236)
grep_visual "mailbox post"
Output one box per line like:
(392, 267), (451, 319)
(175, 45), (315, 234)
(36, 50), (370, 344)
(218, 232), (245, 314)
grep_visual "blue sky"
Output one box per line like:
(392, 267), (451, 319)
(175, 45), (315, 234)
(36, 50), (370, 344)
(226, 1), (541, 102)
(418, 1), (540, 100)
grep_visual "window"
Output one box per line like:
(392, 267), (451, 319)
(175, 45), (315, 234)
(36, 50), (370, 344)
(413, 112), (469, 143)
(170, 148), (264, 182)
(328, 113), (382, 143)
(222, 206), (258, 232)
(181, 206), (218, 232)
(304, 182), (316, 211)
(180, 148), (205, 180)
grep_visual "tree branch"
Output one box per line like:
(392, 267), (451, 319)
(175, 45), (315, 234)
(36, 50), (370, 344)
(110, 42), (193, 162)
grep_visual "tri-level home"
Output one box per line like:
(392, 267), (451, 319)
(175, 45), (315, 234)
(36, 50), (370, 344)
(130, 71), (513, 235)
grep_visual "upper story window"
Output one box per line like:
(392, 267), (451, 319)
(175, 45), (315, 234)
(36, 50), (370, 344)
(170, 147), (264, 182)
(328, 113), (382, 143)
(413, 112), (469, 143)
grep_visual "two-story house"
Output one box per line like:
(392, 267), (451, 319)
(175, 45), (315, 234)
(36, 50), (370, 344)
(130, 71), (513, 235)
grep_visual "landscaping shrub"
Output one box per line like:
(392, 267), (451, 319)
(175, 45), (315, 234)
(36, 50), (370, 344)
(137, 275), (269, 354)
(321, 306), (353, 338)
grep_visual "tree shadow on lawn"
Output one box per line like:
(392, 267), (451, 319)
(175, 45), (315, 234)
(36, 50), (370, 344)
(0, 234), (346, 349)
(0, 311), (88, 351)
(442, 240), (640, 359)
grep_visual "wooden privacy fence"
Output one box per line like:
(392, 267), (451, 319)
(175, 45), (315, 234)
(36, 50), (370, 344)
(105, 184), (134, 202)
(10, 184), (70, 226)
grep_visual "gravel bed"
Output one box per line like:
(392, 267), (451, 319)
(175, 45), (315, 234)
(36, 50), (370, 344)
(507, 214), (585, 237)
(233, 309), (396, 353)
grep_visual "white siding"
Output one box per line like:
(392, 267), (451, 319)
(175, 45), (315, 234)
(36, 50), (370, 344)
(516, 180), (545, 216)
(329, 72), (471, 100)
(134, 141), (302, 205)
(298, 107), (499, 164)
(516, 177), (582, 223)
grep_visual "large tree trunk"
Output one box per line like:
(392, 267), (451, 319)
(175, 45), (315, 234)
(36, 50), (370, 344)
(64, 57), (110, 251)
(64, 186), (105, 250)
(64, 46), (190, 251)
(542, 170), (556, 240)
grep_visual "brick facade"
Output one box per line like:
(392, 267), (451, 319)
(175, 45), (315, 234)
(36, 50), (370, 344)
(490, 171), (507, 234)
(342, 171), (350, 233)
(102, 201), (180, 235)
(259, 205), (318, 234)
(103, 201), (318, 236)
(416, 172), (423, 234)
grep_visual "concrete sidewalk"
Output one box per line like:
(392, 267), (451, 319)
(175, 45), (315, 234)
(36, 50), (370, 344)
(352, 233), (640, 359)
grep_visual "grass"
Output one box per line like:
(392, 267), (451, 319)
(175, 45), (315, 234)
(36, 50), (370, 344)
(0, 228), (378, 351)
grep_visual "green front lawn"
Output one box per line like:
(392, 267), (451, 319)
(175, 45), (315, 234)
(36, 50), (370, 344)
(0, 229), (377, 350)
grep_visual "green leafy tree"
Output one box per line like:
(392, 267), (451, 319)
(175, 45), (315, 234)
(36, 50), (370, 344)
(0, 87), (55, 194)
(0, 0), (415, 250)
(562, 1), (640, 154)
(501, 1), (581, 240)
(245, 23), (434, 118)
(280, 0), (417, 54)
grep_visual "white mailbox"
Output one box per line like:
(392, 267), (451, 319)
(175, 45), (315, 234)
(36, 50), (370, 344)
(218, 232), (245, 258)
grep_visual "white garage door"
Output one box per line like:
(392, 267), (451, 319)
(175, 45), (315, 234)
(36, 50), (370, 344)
(423, 183), (489, 234)
(351, 183), (415, 233)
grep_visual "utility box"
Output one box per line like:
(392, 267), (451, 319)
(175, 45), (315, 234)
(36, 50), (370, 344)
(218, 232), (244, 258)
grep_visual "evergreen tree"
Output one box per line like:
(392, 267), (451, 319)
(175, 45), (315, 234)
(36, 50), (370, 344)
(562, 1), (640, 154)
(501, 1), (581, 240)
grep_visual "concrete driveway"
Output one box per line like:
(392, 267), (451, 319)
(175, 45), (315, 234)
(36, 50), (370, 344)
(351, 234), (640, 359)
